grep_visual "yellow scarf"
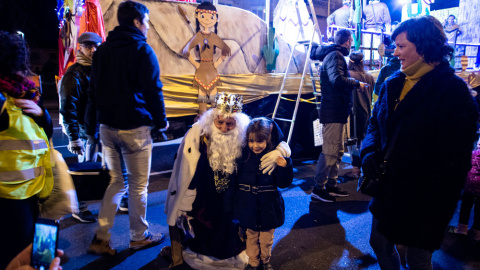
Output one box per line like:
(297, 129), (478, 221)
(395, 60), (436, 109)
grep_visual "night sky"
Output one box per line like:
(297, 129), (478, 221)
(0, 0), (59, 49)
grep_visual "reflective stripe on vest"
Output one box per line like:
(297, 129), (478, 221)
(0, 140), (48, 151)
(0, 166), (45, 182)
(0, 95), (53, 199)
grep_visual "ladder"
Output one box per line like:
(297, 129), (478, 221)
(272, 0), (323, 144)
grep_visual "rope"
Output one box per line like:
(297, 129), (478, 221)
(280, 96), (321, 104)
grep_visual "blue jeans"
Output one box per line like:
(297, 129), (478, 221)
(95, 124), (152, 241)
(314, 123), (345, 189)
(370, 217), (433, 270)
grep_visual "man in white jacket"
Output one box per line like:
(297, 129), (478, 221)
(164, 93), (290, 270)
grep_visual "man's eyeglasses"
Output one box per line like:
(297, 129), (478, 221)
(80, 43), (99, 50)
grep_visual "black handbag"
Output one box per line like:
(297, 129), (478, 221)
(358, 123), (400, 197)
(357, 163), (385, 197)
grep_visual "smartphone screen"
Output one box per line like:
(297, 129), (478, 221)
(31, 218), (59, 269)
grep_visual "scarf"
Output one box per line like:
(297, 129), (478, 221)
(75, 49), (92, 66)
(396, 59), (435, 108)
(0, 74), (39, 102)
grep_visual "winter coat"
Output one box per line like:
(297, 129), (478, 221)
(315, 44), (360, 123)
(234, 150), (293, 231)
(165, 123), (202, 226)
(349, 70), (375, 142)
(360, 62), (478, 251)
(374, 57), (401, 96)
(234, 120), (294, 231)
(85, 25), (167, 134)
(465, 149), (480, 196)
(59, 63), (90, 141)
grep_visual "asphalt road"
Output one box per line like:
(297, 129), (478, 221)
(44, 100), (480, 270)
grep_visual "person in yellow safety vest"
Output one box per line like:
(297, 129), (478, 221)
(0, 31), (54, 269)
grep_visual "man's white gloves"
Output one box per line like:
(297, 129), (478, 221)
(260, 141), (291, 175)
(67, 139), (85, 156)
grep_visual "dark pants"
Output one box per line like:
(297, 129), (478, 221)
(0, 196), (39, 269)
(370, 217), (433, 270)
(459, 192), (480, 230)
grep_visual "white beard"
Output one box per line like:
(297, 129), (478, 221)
(207, 122), (243, 175)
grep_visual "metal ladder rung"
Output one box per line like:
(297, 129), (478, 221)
(273, 117), (294, 123)
(297, 39), (312, 45)
(285, 75), (319, 80)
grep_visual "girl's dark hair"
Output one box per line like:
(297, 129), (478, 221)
(247, 117), (274, 150)
(195, 2), (218, 53)
(244, 117), (275, 161)
(391, 15), (453, 64)
(0, 31), (29, 76)
(117, 0), (149, 27)
(348, 51), (365, 73)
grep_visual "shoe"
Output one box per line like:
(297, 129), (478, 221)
(326, 185), (349, 197)
(311, 187), (336, 202)
(87, 235), (117, 256)
(245, 264), (258, 270)
(262, 262), (274, 270)
(129, 232), (165, 249)
(119, 197), (128, 212)
(72, 210), (96, 223)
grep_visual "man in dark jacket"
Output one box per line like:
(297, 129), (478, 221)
(373, 56), (400, 96)
(86, 0), (168, 255)
(312, 29), (367, 202)
(59, 32), (101, 224)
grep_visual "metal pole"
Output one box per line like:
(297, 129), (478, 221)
(328, 0), (331, 16)
(266, 0), (270, 27)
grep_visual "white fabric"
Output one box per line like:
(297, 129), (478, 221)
(182, 248), (248, 270)
(165, 123), (202, 226)
(276, 141), (291, 157)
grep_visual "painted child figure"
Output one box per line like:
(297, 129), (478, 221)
(182, 2), (231, 117)
(234, 117), (294, 270)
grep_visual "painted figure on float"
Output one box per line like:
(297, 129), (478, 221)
(443, 14), (462, 43)
(182, 2), (231, 119)
(362, 0), (391, 63)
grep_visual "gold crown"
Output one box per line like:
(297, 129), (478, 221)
(213, 92), (243, 113)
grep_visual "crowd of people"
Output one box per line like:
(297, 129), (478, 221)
(1, 1), (480, 270)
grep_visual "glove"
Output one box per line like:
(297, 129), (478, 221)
(67, 139), (85, 156)
(151, 126), (168, 142)
(361, 152), (382, 180)
(176, 212), (195, 238)
(260, 142), (290, 175)
(276, 141), (291, 158)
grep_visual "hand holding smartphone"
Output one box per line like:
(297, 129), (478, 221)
(31, 218), (59, 270)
